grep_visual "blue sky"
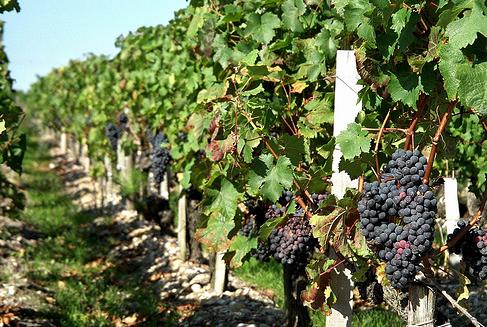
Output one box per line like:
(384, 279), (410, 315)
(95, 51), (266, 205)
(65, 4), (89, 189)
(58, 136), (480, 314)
(1, 0), (188, 91)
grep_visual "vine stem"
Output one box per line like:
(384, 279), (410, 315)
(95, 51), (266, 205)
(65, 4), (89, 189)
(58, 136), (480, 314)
(481, 118), (487, 135)
(422, 100), (457, 185)
(404, 94), (428, 150)
(362, 127), (407, 133)
(358, 175), (364, 192)
(426, 278), (485, 327)
(374, 109), (391, 181)
(436, 186), (487, 255)
(237, 101), (314, 218)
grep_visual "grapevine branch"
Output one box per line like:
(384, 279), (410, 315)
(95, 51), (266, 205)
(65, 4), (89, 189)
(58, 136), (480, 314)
(426, 278), (485, 327)
(422, 100), (457, 185)
(481, 118), (487, 135)
(235, 96), (314, 218)
(362, 127), (407, 133)
(358, 175), (364, 192)
(374, 109), (391, 181)
(404, 94), (428, 150)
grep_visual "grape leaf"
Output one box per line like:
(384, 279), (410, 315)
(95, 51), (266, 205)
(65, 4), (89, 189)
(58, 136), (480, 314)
(261, 156), (294, 202)
(438, 44), (467, 100)
(206, 179), (241, 220)
(335, 123), (371, 160)
(282, 0), (305, 32)
(248, 154), (294, 202)
(187, 6), (208, 37)
(245, 12), (281, 44)
(197, 179), (242, 250)
(226, 234), (258, 268)
(457, 63), (487, 116)
(456, 273), (471, 302)
(445, 4), (487, 49)
(388, 72), (422, 108)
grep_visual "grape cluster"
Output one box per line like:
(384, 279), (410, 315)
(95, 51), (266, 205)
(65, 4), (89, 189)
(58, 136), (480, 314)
(448, 220), (487, 281)
(253, 240), (272, 261)
(239, 199), (266, 237)
(312, 193), (328, 207)
(265, 204), (287, 219)
(252, 191), (323, 269)
(150, 132), (172, 184)
(105, 122), (120, 151)
(268, 215), (316, 268)
(280, 191), (294, 204)
(358, 149), (437, 289)
(119, 113), (128, 131)
(240, 218), (256, 237)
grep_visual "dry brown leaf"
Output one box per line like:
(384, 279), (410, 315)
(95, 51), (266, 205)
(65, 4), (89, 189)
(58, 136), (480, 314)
(149, 272), (163, 282)
(122, 313), (138, 325)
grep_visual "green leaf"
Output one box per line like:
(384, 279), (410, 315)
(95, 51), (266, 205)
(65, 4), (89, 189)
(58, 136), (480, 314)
(438, 44), (468, 99)
(357, 20), (376, 48)
(391, 7), (410, 35)
(445, 5), (487, 49)
(245, 12), (281, 44)
(241, 49), (259, 66)
(187, 6), (208, 37)
(261, 156), (294, 202)
(196, 213), (235, 251)
(227, 234), (258, 268)
(206, 179), (241, 220)
(259, 214), (288, 240)
(248, 170), (265, 194)
(388, 69), (432, 108)
(241, 84), (265, 96)
(249, 154), (294, 202)
(335, 123), (371, 160)
(457, 63), (487, 116)
(279, 135), (305, 166)
(282, 0), (305, 32)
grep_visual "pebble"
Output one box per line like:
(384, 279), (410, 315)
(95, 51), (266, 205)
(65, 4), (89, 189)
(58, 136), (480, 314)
(191, 283), (202, 292)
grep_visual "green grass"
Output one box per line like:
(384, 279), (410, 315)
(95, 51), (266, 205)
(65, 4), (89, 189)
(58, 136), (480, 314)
(19, 137), (177, 326)
(234, 258), (405, 327)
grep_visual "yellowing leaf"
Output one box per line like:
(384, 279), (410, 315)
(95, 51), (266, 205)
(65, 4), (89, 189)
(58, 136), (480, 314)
(291, 81), (307, 93)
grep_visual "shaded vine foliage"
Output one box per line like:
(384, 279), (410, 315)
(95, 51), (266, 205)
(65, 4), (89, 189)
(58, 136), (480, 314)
(25, 0), (487, 316)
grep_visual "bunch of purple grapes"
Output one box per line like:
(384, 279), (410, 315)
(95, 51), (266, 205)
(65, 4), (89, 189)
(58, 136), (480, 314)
(252, 191), (326, 269)
(150, 132), (172, 184)
(105, 123), (120, 151)
(448, 220), (487, 281)
(358, 149), (437, 289)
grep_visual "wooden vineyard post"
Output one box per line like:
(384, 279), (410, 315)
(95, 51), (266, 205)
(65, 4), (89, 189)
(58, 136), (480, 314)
(74, 137), (81, 163)
(125, 152), (135, 210)
(444, 177), (461, 272)
(326, 50), (362, 326)
(283, 266), (310, 327)
(188, 196), (203, 261)
(104, 155), (114, 205)
(81, 138), (90, 174)
(213, 251), (227, 295)
(160, 171), (169, 200)
(177, 182), (187, 260)
(60, 130), (68, 154)
(408, 286), (435, 327)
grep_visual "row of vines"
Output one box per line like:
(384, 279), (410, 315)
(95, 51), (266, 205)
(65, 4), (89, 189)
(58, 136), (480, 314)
(22, 0), (487, 326)
(0, 0), (25, 217)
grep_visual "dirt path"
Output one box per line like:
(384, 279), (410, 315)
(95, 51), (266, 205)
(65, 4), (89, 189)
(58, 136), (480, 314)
(0, 139), (285, 326)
